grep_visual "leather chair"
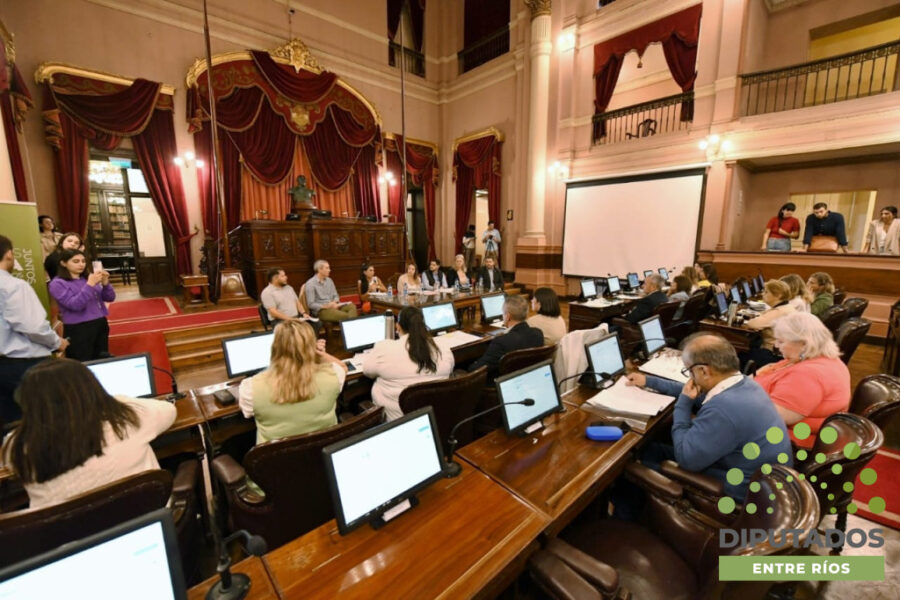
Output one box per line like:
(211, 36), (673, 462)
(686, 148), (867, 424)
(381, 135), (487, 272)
(667, 292), (710, 344)
(842, 297), (869, 319)
(819, 304), (849, 336)
(833, 289), (847, 305)
(0, 463), (200, 570)
(211, 405), (384, 550)
(835, 318), (871, 365)
(399, 367), (487, 458)
(611, 301), (681, 356)
(257, 303), (272, 331)
(299, 282), (333, 337)
(795, 412), (882, 552)
(529, 463), (818, 600)
(849, 374), (900, 433)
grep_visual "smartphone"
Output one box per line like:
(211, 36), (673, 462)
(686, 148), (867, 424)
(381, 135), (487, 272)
(91, 260), (103, 273)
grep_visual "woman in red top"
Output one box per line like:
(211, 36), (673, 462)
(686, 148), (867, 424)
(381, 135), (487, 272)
(753, 312), (850, 447)
(760, 202), (800, 252)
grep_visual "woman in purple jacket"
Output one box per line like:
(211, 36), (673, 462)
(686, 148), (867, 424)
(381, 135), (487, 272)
(48, 249), (116, 361)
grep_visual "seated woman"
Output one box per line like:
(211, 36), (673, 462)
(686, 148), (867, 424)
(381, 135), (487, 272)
(447, 254), (472, 288)
(362, 307), (454, 420)
(667, 275), (692, 320)
(780, 273), (812, 313)
(527, 287), (567, 345)
(49, 249), (116, 361)
(754, 312), (850, 447)
(2, 359), (176, 509)
(680, 266), (700, 293)
(239, 320), (347, 444)
(694, 264), (712, 288)
(742, 280), (797, 368)
(396, 262), (422, 293)
(807, 272), (835, 318)
(357, 262), (386, 301)
(422, 259), (448, 291)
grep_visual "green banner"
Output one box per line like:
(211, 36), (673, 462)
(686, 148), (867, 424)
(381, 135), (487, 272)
(719, 556), (884, 581)
(0, 201), (50, 312)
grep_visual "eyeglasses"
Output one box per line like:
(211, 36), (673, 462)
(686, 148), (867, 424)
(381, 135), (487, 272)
(680, 363), (708, 378)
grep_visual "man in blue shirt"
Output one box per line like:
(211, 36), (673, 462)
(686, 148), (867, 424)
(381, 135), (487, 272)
(626, 332), (791, 499)
(0, 235), (67, 423)
(803, 202), (848, 253)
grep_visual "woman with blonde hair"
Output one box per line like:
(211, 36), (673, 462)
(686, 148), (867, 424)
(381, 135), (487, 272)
(238, 320), (347, 444)
(396, 262), (422, 293)
(754, 312), (850, 447)
(447, 253), (471, 288)
(679, 266), (700, 293)
(806, 272), (835, 318)
(780, 273), (813, 313)
(741, 279), (796, 368)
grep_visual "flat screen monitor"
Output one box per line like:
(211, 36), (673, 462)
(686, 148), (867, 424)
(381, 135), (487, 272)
(495, 359), (563, 435)
(0, 509), (186, 600)
(643, 270), (654, 280)
(222, 330), (275, 378)
(750, 277), (761, 295)
(421, 301), (458, 334)
(627, 272), (640, 289)
(730, 285), (742, 305)
(341, 313), (388, 353)
(715, 291), (729, 316)
(742, 280), (753, 301)
(85, 353), (156, 399)
(606, 276), (621, 294)
(659, 267), (669, 281)
(323, 407), (445, 535)
(580, 279), (597, 300)
(584, 332), (625, 385)
(639, 315), (666, 356)
(481, 293), (506, 323)
(756, 274), (765, 290)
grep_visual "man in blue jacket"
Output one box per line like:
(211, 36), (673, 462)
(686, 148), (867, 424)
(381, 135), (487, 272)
(626, 332), (792, 499)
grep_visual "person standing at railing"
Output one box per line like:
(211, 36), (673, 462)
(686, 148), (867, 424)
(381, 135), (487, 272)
(802, 202), (848, 253)
(760, 202), (800, 252)
(862, 206), (900, 256)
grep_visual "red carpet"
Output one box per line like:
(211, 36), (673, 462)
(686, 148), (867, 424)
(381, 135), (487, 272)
(108, 306), (258, 336)
(852, 450), (900, 529)
(108, 332), (173, 394)
(107, 297), (181, 322)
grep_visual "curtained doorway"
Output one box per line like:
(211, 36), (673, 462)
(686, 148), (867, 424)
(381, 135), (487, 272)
(405, 186), (428, 269)
(87, 155), (176, 296)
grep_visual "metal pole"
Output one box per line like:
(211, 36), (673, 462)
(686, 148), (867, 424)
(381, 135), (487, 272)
(399, 8), (412, 262)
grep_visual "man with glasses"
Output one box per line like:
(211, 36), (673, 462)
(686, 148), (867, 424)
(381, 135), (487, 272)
(626, 332), (791, 499)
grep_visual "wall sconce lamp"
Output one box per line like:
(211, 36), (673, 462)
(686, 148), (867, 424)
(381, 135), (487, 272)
(173, 151), (204, 168)
(698, 134), (732, 160)
(558, 31), (576, 52)
(547, 161), (569, 179)
(378, 171), (398, 186)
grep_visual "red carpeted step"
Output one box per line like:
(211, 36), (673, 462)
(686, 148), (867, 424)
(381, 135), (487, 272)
(107, 297), (182, 322)
(109, 306), (259, 336)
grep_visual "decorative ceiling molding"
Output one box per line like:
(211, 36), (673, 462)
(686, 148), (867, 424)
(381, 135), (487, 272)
(383, 132), (439, 155)
(764, 0), (810, 13)
(34, 62), (177, 95)
(453, 126), (504, 152)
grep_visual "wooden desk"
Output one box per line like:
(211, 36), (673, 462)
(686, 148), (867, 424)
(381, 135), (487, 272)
(568, 298), (633, 331)
(187, 557), (279, 600)
(152, 395), (207, 460)
(698, 318), (758, 352)
(562, 384), (674, 436)
(192, 378), (255, 446)
(265, 461), (548, 599)
(458, 405), (640, 536)
(368, 288), (517, 316)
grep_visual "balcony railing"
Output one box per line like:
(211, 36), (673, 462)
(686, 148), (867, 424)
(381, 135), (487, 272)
(739, 40), (900, 117)
(389, 41), (425, 78)
(591, 91), (694, 145)
(458, 25), (510, 74)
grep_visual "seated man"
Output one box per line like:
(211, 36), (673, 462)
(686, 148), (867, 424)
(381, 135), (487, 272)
(260, 267), (310, 324)
(468, 294), (543, 381)
(476, 256), (504, 292)
(304, 260), (357, 323)
(623, 273), (668, 324)
(626, 333), (792, 499)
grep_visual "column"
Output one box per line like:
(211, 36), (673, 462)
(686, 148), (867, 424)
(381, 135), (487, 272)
(523, 0), (552, 240)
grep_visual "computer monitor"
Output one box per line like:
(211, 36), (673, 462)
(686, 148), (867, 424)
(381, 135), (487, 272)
(322, 407), (445, 535)
(495, 359), (563, 435)
(627, 272), (640, 289)
(750, 277), (761, 295)
(421, 301), (458, 334)
(481, 292), (506, 323)
(85, 353), (156, 399)
(730, 285), (742, 305)
(742, 280), (753, 301)
(756, 274), (765, 290)
(221, 330), (275, 378)
(659, 267), (669, 281)
(638, 315), (666, 356)
(584, 332), (625, 386)
(715, 291), (729, 316)
(580, 279), (597, 300)
(606, 276), (621, 294)
(643, 270), (654, 280)
(341, 313), (388, 353)
(0, 509), (186, 600)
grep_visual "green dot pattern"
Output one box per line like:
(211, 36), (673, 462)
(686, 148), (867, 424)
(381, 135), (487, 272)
(768, 493), (776, 500)
(847, 503), (858, 514)
(831, 464), (843, 475)
(820, 482), (828, 490)
(767, 507), (774, 514)
(843, 482), (854, 493)
(777, 452), (789, 464)
(810, 475), (817, 482)
(793, 422), (811, 440)
(860, 468), (877, 485)
(718, 497), (736, 514)
(830, 507), (837, 514)
(746, 503), (757, 514)
(776, 482), (783, 490)
(827, 493), (835, 501)
(843, 443), (861, 460)
(786, 475), (793, 483)
(869, 497), (886, 514)
(814, 452), (827, 464)
(743, 442), (760, 460)
(761, 463), (772, 475)
(796, 449), (808, 461)
(766, 427), (784, 445)
(749, 482), (761, 493)
(726, 468), (744, 486)
(819, 426), (838, 444)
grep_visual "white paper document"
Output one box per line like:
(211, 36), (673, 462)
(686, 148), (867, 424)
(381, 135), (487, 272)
(639, 355), (689, 383)
(582, 298), (621, 308)
(586, 377), (675, 417)
(433, 330), (482, 350)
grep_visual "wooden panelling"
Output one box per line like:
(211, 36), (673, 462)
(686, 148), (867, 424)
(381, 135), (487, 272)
(515, 251), (563, 270)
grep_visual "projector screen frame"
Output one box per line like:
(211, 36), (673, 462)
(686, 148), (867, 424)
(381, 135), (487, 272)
(561, 168), (708, 279)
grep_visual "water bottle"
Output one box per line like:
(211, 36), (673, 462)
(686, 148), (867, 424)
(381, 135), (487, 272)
(455, 281), (460, 295)
(387, 285), (393, 298)
(384, 310), (394, 340)
(727, 301), (738, 326)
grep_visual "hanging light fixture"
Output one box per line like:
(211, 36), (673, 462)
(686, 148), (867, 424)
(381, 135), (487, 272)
(378, 171), (398, 186)
(173, 150), (205, 168)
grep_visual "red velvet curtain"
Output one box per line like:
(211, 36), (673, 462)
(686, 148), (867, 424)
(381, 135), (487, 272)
(250, 51), (338, 101)
(385, 135), (438, 258)
(301, 107), (366, 192)
(48, 111), (89, 234)
(193, 127), (218, 238)
(592, 4), (702, 138)
(453, 135), (501, 253)
(385, 148), (404, 225)
(0, 45), (32, 202)
(353, 143), (381, 220)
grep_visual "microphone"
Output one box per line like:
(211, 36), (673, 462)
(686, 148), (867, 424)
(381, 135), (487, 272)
(152, 365), (185, 402)
(205, 529), (268, 600)
(618, 337), (676, 360)
(443, 399), (536, 478)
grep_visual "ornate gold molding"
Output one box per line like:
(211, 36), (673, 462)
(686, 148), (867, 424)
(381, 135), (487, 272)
(184, 38), (381, 127)
(383, 132), (439, 156)
(0, 18), (15, 63)
(452, 126), (504, 152)
(34, 62), (177, 95)
(524, 0), (552, 19)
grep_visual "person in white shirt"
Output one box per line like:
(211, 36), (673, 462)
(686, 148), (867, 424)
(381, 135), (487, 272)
(396, 262), (422, 293)
(362, 307), (454, 420)
(2, 359), (176, 509)
(260, 267), (311, 323)
(482, 221), (501, 266)
(780, 274), (812, 313)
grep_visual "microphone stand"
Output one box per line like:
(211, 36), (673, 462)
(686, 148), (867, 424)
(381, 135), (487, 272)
(444, 399), (535, 478)
(205, 530), (268, 600)
(556, 370), (612, 392)
(152, 365), (185, 402)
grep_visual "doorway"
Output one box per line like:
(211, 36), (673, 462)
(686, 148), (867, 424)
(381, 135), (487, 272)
(87, 155), (176, 296)
(405, 187), (428, 268)
(474, 190), (489, 268)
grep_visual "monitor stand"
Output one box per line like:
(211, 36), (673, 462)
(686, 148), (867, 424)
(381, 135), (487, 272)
(518, 419), (544, 437)
(370, 495), (420, 530)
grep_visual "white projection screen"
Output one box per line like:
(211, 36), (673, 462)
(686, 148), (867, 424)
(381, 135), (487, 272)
(562, 170), (706, 278)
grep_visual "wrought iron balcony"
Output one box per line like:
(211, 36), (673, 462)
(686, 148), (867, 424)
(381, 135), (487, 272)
(389, 41), (425, 78)
(591, 91), (694, 145)
(458, 25), (510, 74)
(739, 40), (900, 116)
